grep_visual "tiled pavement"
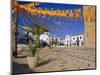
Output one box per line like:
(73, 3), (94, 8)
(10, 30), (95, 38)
(12, 45), (96, 74)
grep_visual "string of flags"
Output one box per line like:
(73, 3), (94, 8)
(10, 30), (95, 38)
(13, 2), (82, 21)
(12, 1), (83, 33)
(18, 8), (76, 31)
(18, 10), (67, 32)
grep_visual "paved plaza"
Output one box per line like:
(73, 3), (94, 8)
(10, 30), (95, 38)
(13, 44), (96, 74)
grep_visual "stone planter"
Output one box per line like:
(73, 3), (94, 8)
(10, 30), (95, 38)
(27, 55), (38, 70)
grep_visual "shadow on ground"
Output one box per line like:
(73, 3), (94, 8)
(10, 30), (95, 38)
(12, 61), (29, 74)
(36, 59), (51, 67)
(12, 59), (52, 74)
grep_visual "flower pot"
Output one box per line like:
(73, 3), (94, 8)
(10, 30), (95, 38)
(27, 55), (38, 70)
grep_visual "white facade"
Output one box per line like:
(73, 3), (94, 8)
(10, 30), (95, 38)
(57, 37), (61, 45)
(28, 32), (33, 37)
(47, 34), (62, 46)
(39, 32), (49, 44)
(71, 36), (77, 47)
(64, 35), (71, 47)
(77, 35), (84, 46)
(64, 34), (84, 47)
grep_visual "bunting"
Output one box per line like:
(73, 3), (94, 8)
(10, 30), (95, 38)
(74, 9), (82, 21)
(13, 2), (83, 21)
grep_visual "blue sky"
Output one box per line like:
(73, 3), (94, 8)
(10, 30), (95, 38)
(17, 1), (85, 39)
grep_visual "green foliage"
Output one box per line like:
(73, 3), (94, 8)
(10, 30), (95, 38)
(28, 44), (37, 56)
(28, 24), (49, 49)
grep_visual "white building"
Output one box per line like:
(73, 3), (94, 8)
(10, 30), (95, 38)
(49, 35), (58, 46)
(64, 35), (71, 47)
(39, 32), (49, 44)
(64, 34), (84, 47)
(57, 37), (61, 45)
(71, 36), (77, 47)
(47, 34), (62, 46)
(77, 34), (84, 46)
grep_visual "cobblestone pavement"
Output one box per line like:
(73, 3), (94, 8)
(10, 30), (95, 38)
(12, 44), (96, 74)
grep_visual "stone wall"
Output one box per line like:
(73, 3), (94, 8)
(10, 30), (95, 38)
(83, 6), (96, 47)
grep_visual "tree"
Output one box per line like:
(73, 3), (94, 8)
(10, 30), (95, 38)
(20, 24), (49, 48)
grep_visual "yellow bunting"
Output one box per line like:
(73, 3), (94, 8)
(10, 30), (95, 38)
(53, 10), (57, 16)
(61, 10), (66, 17)
(46, 9), (51, 16)
(37, 9), (41, 14)
(44, 8), (48, 15)
(32, 8), (38, 14)
(41, 9), (46, 15)
(74, 8), (81, 21)
(27, 7), (32, 13)
(13, 2), (83, 21)
(68, 10), (74, 20)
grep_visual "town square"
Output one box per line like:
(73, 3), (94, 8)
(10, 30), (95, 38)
(11, 1), (96, 74)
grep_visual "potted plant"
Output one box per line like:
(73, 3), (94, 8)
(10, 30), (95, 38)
(27, 44), (38, 70)
(19, 24), (49, 70)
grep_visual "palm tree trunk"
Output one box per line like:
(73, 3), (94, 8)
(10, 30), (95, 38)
(33, 24), (40, 48)
(36, 34), (40, 48)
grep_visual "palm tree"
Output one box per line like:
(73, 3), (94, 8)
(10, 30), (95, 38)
(12, 1), (48, 57)
(31, 24), (49, 48)
(19, 24), (49, 48)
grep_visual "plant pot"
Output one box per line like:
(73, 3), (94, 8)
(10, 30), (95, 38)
(27, 55), (38, 70)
